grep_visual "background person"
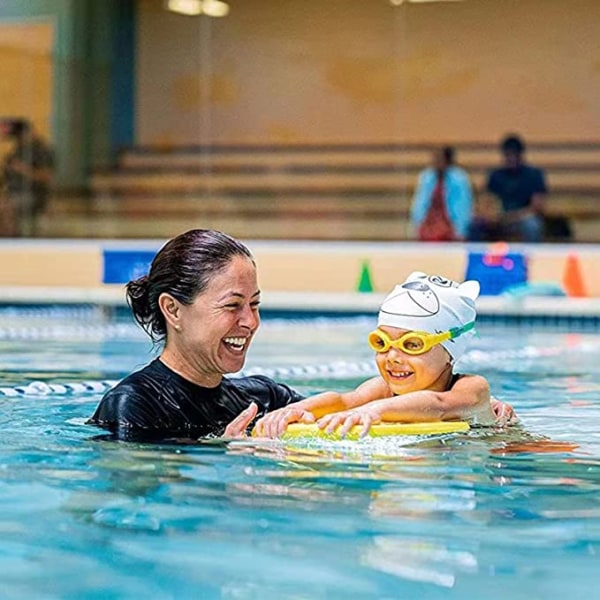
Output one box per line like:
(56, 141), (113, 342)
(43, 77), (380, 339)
(410, 146), (474, 242)
(0, 118), (54, 237)
(477, 133), (547, 242)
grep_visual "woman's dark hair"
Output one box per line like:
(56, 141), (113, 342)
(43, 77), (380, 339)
(126, 229), (254, 342)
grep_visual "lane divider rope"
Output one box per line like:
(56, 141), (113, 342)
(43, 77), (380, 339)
(0, 317), (373, 341)
(0, 380), (120, 397)
(4, 340), (598, 397)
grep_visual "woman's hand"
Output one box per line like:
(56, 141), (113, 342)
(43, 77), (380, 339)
(223, 402), (259, 438)
(253, 405), (316, 438)
(491, 398), (517, 426)
(317, 406), (383, 438)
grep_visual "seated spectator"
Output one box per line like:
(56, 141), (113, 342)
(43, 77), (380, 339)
(470, 134), (546, 243)
(466, 194), (503, 242)
(1, 118), (54, 237)
(410, 146), (473, 242)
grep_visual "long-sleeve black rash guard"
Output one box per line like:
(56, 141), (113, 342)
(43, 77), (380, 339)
(87, 358), (304, 442)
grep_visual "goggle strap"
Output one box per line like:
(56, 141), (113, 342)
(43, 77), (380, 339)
(448, 320), (475, 339)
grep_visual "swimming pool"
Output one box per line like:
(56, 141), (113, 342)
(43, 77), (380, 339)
(0, 306), (598, 599)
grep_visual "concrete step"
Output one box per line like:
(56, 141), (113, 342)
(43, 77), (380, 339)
(35, 211), (411, 241)
(90, 170), (600, 198)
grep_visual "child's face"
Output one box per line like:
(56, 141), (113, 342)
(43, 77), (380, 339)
(374, 326), (452, 396)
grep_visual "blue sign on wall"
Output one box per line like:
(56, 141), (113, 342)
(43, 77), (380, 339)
(102, 250), (157, 284)
(465, 251), (528, 296)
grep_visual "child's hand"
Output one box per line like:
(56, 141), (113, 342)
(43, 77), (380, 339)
(253, 405), (315, 438)
(318, 407), (382, 438)
(491, 398), (517, 426)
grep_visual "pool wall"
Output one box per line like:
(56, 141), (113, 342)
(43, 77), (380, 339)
(1, 239), (599, 305)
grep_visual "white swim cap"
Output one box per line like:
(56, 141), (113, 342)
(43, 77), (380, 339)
(377, 271), (480, 361)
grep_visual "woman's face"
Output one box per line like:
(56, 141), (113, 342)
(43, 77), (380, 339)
(374, 326), (452, 396)
(166, 255), (261, 386)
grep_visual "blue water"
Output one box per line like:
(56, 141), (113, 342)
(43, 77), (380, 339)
(0, 307), (598, 599)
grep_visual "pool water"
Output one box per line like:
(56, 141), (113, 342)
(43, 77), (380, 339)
(0, 307), (598, 599)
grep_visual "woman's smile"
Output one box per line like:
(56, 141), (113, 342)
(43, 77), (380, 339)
(222, 335), (250, 353)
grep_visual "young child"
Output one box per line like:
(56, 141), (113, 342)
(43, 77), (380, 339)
(253, 271), (507, 438)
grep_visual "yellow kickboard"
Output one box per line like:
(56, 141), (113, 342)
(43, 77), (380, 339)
(282, 421), (470, 441)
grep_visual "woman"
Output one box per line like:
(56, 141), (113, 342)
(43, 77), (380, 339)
(410, 146), (473, 242)
(88, 229), (302, 441)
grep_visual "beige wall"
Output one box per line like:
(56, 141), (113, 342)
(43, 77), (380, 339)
(1, 241), (599, 299)
(253, 246), (467, 294)
(0, 243), (101, 287)
(136, 0), (600, 145)
(0, 20), (53, 142)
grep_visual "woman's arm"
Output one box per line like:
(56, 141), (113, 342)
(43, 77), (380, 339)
(252, 376), (389, 437)
(318, 374), (495, 437)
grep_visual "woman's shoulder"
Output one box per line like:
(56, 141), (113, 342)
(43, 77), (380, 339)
(91, 360), (165, 415)
(109, 359), (168, 391)
(87, 359), (181, 433)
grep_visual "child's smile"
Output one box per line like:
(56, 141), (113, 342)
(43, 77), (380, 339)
(376, 326), (453, 395)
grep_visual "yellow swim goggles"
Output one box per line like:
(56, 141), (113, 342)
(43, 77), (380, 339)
(368, 321), (475, 355)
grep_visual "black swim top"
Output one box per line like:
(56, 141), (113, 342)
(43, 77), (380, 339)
(87, 358), (304, 442)
(449, 372), (463, 390)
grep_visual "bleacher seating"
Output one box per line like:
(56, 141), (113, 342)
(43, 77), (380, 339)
(39, 142), (600, 241)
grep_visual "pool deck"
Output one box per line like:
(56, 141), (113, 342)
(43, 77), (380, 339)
(1, 239), (600, 315)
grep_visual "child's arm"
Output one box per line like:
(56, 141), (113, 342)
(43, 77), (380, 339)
(318, 374), (495, 437)
(252, 376), (389, 437)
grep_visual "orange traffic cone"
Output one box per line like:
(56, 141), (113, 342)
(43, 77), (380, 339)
(562, 253), (587, 298)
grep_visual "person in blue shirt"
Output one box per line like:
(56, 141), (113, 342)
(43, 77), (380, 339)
(484, 134), (547, 242)
(410, 146), (474, 242)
